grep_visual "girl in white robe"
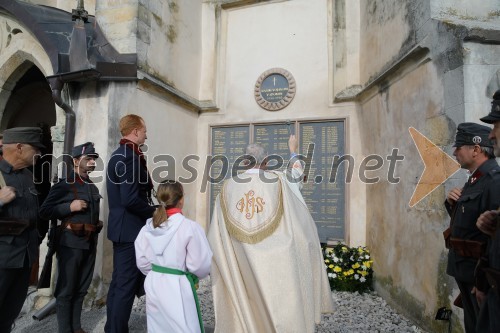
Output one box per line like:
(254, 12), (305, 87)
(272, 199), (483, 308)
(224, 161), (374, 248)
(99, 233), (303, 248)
(135, 180), (212, 333)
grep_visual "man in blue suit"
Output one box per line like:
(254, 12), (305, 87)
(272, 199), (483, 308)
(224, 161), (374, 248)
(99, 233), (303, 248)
(105, 114), (155, 333)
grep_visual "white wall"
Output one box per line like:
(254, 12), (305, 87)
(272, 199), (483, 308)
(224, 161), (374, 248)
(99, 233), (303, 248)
(196, 0), (366, 246)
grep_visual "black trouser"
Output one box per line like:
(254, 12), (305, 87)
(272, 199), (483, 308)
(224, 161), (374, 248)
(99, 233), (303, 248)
(55, 245), (96, 333)
(477, 289), (500, 333)
(457, 280), (480, 333)
(0, 255), (31, 333)
(105, 242), (144, 333)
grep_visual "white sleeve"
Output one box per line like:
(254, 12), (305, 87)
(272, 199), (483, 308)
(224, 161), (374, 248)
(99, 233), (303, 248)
(284, 159), (304, 192)
(134, 228), (152, 276)
(185, 222), (213, 279)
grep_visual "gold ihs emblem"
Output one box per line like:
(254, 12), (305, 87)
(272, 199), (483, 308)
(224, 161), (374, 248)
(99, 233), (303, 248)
(236, 190), (265, 220)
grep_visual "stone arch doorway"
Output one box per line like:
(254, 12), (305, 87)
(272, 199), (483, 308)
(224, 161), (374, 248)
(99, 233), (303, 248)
(0, 63), (56, 286)
(1, 64), (55, 132)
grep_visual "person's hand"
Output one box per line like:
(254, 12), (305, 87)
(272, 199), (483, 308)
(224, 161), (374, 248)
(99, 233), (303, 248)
(472, 287), (487, 306)
(477, 210), (499, 237)
(288, 134), (298, 154)
(446, 187), (462, 205)
(70, 199), (88, 212)
(0, 186), (16, 206)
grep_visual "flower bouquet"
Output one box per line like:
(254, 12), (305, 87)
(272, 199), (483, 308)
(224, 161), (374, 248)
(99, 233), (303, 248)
(322, 243), (374, 293)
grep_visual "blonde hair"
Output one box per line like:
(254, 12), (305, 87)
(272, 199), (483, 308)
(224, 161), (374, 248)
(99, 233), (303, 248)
(119, 114), (144, 136)
(152, 180), (184, 228)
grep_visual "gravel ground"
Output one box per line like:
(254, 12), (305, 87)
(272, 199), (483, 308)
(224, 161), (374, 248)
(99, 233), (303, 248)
(13, 277), (427, 333)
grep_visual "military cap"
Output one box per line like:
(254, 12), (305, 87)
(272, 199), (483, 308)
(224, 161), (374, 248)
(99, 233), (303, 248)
(480, 90), (500, 124)
(453, 122), (493, 148)
(71, 142), (99, 159)
(2, 127), (45, 149)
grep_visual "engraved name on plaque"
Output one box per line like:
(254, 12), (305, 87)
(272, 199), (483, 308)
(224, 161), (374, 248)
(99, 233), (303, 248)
(210, 126), (250, 218)
(300, 121), (346, 242)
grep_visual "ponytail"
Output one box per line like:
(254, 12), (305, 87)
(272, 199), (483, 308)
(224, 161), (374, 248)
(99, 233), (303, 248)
(152, 180), (184, 228)
(152, 206), (168, 228)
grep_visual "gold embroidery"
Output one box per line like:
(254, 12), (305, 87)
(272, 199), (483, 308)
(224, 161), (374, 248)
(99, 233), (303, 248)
(221, 175), (283, 244)
(235, 190), (265, 219)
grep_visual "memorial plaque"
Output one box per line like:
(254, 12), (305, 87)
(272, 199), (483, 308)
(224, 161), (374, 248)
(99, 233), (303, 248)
(255, 68), (296, 111)
(299, 121), (346, 242)
(253, 123), (292, 170)
(210, 126), (250, 218)
(209, 120), (346, 242)
(260, 74), (289, 103)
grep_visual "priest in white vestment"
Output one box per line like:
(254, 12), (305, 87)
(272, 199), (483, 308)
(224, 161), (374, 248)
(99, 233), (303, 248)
(208, 135), (334, 333)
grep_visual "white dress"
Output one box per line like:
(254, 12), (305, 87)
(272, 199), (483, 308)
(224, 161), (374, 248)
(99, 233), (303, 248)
(135, 213), (212, 333)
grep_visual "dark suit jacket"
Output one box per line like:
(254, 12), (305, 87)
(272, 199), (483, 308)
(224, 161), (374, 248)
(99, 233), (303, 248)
(106, 143), (155, 243)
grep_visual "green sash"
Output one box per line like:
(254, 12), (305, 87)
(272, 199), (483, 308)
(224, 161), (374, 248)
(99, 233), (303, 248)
(151, 264), (204, 333)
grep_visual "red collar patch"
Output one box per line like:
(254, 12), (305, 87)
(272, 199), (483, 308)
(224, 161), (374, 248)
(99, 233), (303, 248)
(469, 169), (484, 184)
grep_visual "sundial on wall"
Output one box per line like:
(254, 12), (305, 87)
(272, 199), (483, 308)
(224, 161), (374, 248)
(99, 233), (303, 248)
(254, 68), (296, 111)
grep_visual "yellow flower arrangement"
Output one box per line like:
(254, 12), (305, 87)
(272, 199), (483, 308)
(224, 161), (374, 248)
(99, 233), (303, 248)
(322, 243), (374, 293)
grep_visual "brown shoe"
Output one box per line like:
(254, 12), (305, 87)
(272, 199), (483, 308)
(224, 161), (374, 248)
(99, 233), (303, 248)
(73, 329), (88, 333)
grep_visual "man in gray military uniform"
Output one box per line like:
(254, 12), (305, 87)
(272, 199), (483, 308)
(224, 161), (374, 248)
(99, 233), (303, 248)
(0, 127), (44, 332)
(475, 90), (500, 333)
(445, 122), (500, 333)
(40, 142), (102, 333)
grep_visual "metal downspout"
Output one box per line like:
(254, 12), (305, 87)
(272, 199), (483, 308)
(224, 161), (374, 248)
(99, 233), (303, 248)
(47, 77), (75, 180)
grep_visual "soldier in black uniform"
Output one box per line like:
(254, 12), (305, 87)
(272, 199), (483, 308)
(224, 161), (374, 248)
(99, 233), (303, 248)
(444, 122), (500, 333)
(0, 127), (44, 333)
(475, 90), (500, 333)
(39, 142), (102, 333)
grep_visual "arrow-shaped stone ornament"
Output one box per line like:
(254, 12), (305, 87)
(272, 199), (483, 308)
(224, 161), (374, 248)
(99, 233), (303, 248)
(409, 127), (461, 207)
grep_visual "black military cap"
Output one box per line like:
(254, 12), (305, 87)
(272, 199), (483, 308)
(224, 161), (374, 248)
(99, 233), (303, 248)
(2, 127), (45, 149)
(453, 122), (493, 148)
(72, 142), (99, 159)
(480, 90), (500, 124)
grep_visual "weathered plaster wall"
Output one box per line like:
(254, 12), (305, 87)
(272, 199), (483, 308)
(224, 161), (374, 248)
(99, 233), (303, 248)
(95, 0), (138, 54)
(357, 1), (500, 331)
(360, 61), (456, 330)
(23, 1), (96, 16)
(431, 0), (500, 24)
(137, 0), (204, 99)
(332, 0), (361, 97)
(199, 1), (217, 102)
(463, 42), (500, 121)
(360, 0), (429, 85)
(197, 0), (367, 246)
